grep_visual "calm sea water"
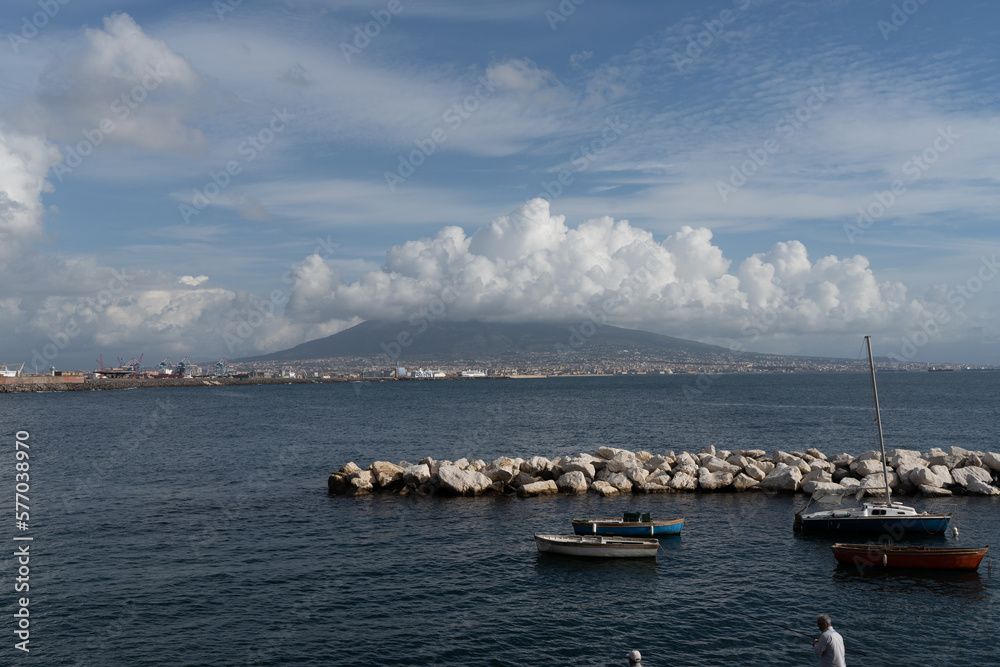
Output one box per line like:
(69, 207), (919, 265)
(3, 372), (998, 666)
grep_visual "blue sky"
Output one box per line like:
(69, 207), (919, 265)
(1, 0), (999, 370)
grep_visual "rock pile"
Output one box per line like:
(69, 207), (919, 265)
(328, 445), (1000, 498)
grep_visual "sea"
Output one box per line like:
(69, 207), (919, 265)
(3, 371), (998, 666)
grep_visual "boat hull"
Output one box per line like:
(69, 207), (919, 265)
(534, 534), (659, 558)
(572, 517), (683, 537)
(798, 514), (951, 535)
(832, 543), (988, 570)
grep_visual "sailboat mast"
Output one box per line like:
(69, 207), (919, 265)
(865, 335), (892, 505)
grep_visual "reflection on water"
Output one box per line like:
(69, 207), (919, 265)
(833, 564), (989, 599)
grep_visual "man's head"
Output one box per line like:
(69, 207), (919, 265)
(817, 614), (832, 631)
(628, 649), (642, 665)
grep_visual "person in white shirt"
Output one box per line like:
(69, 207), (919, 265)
(812, 614), (846, 667)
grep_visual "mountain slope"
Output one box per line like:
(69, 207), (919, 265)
(236, 320), (743, 363)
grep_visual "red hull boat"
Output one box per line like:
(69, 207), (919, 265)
(832, 543), (989, 570)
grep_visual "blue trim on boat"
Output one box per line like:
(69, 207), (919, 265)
(572, 518), (684, 537)
(797, 515), (951, 535)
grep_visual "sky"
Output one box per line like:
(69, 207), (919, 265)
(1, 0), (999, 370)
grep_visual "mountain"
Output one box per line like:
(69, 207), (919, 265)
(235, 319), (768, 365)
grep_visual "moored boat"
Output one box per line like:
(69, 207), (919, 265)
(795, 501), (951, 534)
(795, 335), (952, 536)
(831, 543), (988, 570)
(572, 513), (683, 537)
(533, 534), (659, 558)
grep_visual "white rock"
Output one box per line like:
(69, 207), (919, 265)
(454, 457), (470, 469)
(624, 464), (650, 486)
(949, 446), (971, 458)
(675, 451), (698, 468)
(772, 451), (798, 465)
(645, 455), (671, 471)
(637, 481), (672, 494)
(966, 479), (1000, 496)
(854, 459), (885, 477)
(647, 473), (672, 486)
(760, 465), (802, 492)
(809, 460), (836, 473)
(839, 477), (861, 490)
(674, 463), (699, 477)
(743, 460), (767, 482)
(605, 459), (629, 473)
(598, 446), (634, 460)
(806, 448), (828, 460)
(403, 463), (431, 486)
(857, 450), (882, 462)
(370, 461), (405, 489)
(517, 480), (559, 497)
(951, 466), (992, 488)
(804, 481), (846, 496)
(908, 467), (942, 488)
(704, 457), (741, 475)
(919, 484), (953, 497)
(930, 465), (954, 486)
(668, 471), (698, 491)
(757, 460), (775, 474)
(347, 476), (373, 495)
(340, 461), (362, 475)
(727, 454), (749, 468)
(436, 466), (493, 496)
(562, 460), (596, 479)
(698, 467), (733, 491)
(556, 471), (589, 494)
(605, 472), (633, 493)
(699, 445), (716, 456)
(861, 471), (899, 489)
(803, 469), (833, 484)
(743, 449), (766, 459)
(732, 473), (760, 492)
(983, 452), (1000, 472)
(592, 480), (620, 497)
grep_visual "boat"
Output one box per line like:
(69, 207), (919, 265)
(795, 335), (952, 535)
(572, 512), (683, 537)
(832, 543), (988, 570)
(533, 534), (660, 558)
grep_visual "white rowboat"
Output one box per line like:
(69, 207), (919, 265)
(533, 533), (659, 558)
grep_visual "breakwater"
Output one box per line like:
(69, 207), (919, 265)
(329, 445), (1000, 498)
